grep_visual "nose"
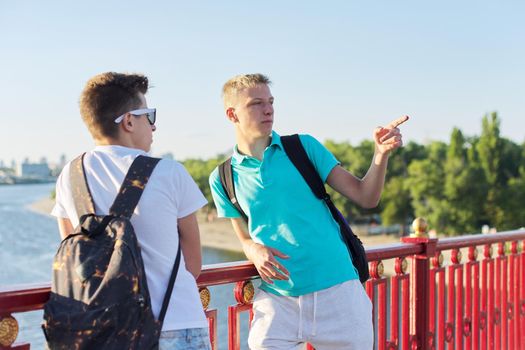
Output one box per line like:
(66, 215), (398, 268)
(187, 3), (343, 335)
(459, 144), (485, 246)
(264, 102), (273, 115)
(152, 124), (157, 132)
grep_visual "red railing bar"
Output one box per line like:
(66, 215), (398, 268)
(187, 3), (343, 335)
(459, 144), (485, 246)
(197, 261), (258, 287)
(455, 263), (463, 349)
(436, 231), (525, 251)
(487, 252), (495, 349)
(509, 243), (517, 350)
(0, 283), (50, 313)
(365, 242), (423, 261)
(520, 241), (525, 350)
(470, 248), (480, 350)
(0, 243), (427, 312)
(501, 244), (509, 350)
(377, 279), (387, 350)
(436, 267), (446, 350)
(446, 262), (456, 348)
(0, 261), (259, 313)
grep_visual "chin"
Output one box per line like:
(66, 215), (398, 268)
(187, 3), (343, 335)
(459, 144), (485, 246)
(260, 125), (273, 134)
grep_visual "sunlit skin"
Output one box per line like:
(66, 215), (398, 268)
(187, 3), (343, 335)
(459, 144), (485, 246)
(226, 84), (275, 160)
(225, 83), (409, 284)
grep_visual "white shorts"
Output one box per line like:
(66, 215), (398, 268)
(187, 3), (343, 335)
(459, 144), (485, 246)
(248, 280), (373, 350)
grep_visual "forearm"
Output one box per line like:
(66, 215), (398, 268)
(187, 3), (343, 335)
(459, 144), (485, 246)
(179, 233), (202, 278)
(178, 214), (202, 278)
(359, 151), (389, 208)
(57, 218), (74, 240)
(231, 218), (258, 261)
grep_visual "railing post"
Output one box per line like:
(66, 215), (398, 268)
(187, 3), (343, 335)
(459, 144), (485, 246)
(401, 218), (437, 350)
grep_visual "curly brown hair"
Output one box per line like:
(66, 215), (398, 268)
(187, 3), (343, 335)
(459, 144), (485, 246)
(79, 72), (149, 140)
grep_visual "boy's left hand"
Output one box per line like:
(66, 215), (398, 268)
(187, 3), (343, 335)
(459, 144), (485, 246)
(374, 115), (409, 155)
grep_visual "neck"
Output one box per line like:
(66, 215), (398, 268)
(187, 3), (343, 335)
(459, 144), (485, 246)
(95, 135), (133, 149)
(236, 132), (272, 160)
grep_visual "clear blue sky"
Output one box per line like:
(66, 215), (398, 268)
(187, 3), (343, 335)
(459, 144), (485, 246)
(1, 0), (523, 165)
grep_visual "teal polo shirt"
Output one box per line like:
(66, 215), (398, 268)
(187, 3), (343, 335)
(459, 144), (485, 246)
(209, 131), (358, 296)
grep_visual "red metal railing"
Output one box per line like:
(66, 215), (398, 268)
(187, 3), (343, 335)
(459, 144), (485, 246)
(1, 229), (524, 350)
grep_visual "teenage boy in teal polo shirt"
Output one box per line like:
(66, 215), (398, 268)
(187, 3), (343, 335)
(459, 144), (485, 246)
(209, 73), (408, 350)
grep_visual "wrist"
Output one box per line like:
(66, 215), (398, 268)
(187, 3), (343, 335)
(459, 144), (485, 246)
(241, 239), (257, 256)
(374, 149), (390, 164)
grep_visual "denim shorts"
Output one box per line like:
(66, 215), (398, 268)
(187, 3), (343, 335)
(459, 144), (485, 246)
(159, 327), (211, 350)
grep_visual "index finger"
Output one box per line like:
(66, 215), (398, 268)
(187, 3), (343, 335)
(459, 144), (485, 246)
(387, 115), (409, 129)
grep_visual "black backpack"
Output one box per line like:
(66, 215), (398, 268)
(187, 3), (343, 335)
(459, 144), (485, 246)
(218, 134), (370, 283)
(42, 154), (182, 349)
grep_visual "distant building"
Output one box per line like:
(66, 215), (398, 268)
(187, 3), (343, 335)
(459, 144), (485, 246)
(19, 162), (51, 178)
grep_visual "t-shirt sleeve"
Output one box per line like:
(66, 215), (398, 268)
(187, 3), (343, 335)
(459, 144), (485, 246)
(299, 134), (340, 182)
(51, 163), (71, 219)
(208, 167), (242, 219)
(172, 162), (208, 218)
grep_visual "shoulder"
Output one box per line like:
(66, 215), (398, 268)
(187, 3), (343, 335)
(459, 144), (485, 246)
(150, 157), (185, 176)
(209, 166), (220, 182)
(55, 156), (81, 188)
(208, 165), (224, 192)
(291, 134), (329, 156)
(297, 134), (324, 147)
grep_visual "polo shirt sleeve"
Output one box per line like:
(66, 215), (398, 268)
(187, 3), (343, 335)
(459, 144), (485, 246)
(299, 134), (340, 183)
(208, 167), (242, 218)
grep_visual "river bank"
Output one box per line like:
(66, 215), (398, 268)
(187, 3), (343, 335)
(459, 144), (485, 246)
(28, 197), (244, 253)
(29, 197), (400, 256)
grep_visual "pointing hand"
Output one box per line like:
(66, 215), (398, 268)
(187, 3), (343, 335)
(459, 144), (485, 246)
(373, 115), (409, 155)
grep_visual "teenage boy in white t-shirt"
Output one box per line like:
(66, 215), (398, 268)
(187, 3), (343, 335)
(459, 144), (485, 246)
(52, 72), (211, 350)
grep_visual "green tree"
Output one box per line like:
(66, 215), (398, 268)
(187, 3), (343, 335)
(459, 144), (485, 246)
(378, 141), (427, 232)
(500, 141), (525, 230)
(501, 167), (525, 230)
(476, 112), (505, 228)
(380, 176), (412, 233)
(183, 156), (226, 212)
(441, 128), (486, 234)
(406, 141), (447, 233)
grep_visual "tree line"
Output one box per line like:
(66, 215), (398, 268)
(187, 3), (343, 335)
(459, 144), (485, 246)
(182, 112), (525, 236)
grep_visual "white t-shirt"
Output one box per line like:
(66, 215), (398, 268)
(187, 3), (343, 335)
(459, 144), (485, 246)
(52, 145), (208, 331)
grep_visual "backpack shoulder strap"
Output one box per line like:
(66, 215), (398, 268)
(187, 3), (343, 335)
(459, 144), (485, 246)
(109, 155), (161, 218)
(218, 157), (248, 222)
(280, 134), (328, 200)
(70, 153), (96, 218)
(158, 243), (181, 324)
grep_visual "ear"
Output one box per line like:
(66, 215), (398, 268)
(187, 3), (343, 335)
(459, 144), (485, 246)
(121, 113), (134, 132)
(226, 108), (238, 123)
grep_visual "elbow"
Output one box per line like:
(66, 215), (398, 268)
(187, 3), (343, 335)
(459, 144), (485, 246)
(361, 202), (378, 209)
(360, 196), (381, 209)
(189, 265), (202, 279)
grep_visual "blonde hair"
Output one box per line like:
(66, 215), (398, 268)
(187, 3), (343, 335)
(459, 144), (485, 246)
(222, 73), (271, 107)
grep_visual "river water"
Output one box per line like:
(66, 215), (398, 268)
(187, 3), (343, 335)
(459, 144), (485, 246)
(0, 183), (251, 349)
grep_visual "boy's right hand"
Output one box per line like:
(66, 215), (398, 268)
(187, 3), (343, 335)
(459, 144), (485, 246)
(246, 242), (290, 284)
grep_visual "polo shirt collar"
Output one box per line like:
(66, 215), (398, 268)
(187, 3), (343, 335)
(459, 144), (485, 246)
(232, 131), (283, 164)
